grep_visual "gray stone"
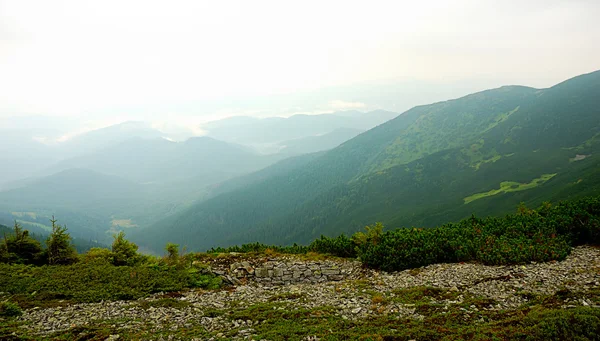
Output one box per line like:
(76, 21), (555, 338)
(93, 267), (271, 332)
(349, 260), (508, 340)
(321, 269), (341, 276)
(241, 261), (253, 273)
(255, 268), (269, 278)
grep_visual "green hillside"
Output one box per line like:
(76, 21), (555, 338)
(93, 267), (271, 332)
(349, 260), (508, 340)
(134, 70), (600, 252)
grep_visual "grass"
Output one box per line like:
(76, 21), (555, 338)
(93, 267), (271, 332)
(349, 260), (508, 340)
(473, 154), (502, 171)
(464, 173), (557, 204)
(0, 262), (221, 309)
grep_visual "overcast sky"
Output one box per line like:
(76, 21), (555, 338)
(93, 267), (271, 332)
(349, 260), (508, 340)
(1, 0), (599, 132)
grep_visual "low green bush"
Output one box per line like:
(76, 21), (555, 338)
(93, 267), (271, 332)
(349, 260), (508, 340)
(308, 233), (357, 258)
(207, 242), (310, 254)
(523, 307), (600, 340)
(82, 247), (113, 264)
(0, 301), (22, 317)
(358, 196), (599, 271)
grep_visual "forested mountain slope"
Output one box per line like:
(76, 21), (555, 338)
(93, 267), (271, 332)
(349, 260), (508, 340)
(45, 136), (281, 184)
(135, 70), (600, 252)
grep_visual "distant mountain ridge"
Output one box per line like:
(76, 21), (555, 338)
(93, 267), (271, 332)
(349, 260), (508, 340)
(202, 110), (398, 147)
(135, 70), (600, 252)
(0, 136), (287, 242)
(277, 128), (365, 155)
(43, 136), (279, 184)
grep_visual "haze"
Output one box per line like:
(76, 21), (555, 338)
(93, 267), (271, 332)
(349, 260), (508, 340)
(1, 0), (599, 139)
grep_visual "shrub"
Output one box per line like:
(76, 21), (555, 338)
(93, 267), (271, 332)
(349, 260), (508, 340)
(524, 307), (600, 340)
(0, 301), (22, 317)
(355, 196), (600, 271)
(165, 243), (180, 263)
(207, 242), (309, 254)
(83, 247), (113, 264)
(0, 222), (44, 265)
(189, 196), (600, 272)
(309, 234), (356, 258)
(46, 217), (78, 265)
(111, 232), (140, 266)
(352, 222), (384, 248)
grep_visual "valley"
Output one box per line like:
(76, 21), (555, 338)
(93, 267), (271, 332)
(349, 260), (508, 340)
(2, 3), (600, 339)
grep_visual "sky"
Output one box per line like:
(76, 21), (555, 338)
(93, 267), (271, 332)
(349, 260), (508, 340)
(1, 0), (599, 135)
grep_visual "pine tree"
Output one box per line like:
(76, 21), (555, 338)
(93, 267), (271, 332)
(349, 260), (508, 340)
(111, 231), (139, 266)
(46, 217), (78, 265)
(0, 222), (43, 264)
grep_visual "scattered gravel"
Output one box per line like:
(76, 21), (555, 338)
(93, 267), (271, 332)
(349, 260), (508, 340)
(17, 246), (600, 339)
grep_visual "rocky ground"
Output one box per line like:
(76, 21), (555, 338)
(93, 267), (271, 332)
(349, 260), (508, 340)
(11, 246), (600, 340)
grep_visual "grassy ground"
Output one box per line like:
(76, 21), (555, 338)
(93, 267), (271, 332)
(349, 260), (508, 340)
(0, 262), (221, 309)
(2, 285), (599, 340)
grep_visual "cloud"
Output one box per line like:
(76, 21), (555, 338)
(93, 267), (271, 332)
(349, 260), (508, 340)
(0, 0), (599, 121)
(329, 100), (367, 110)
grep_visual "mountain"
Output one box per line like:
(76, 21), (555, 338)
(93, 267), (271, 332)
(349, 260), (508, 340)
(135, 70), (600, 252)
(0, 168), (147, 241)
(0, 131), (59, 188)
(0, 121), (167, 188)
(201, 110), (398, 147)
(45, 136), (282, 184)
(0, 135), (287, 241)
(277, 128), (364, 155)
(57, 121), (165, 158)
(0, 168), (144, 210)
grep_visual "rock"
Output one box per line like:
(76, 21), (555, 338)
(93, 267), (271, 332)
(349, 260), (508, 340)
(255, 268), (269, 278)
(321, 269), (341, 276)
(14, 246), (600, 337)
(241, 261), (254, 274)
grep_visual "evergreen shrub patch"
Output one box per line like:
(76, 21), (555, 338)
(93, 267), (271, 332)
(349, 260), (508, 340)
(208, 196), (600, 272)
